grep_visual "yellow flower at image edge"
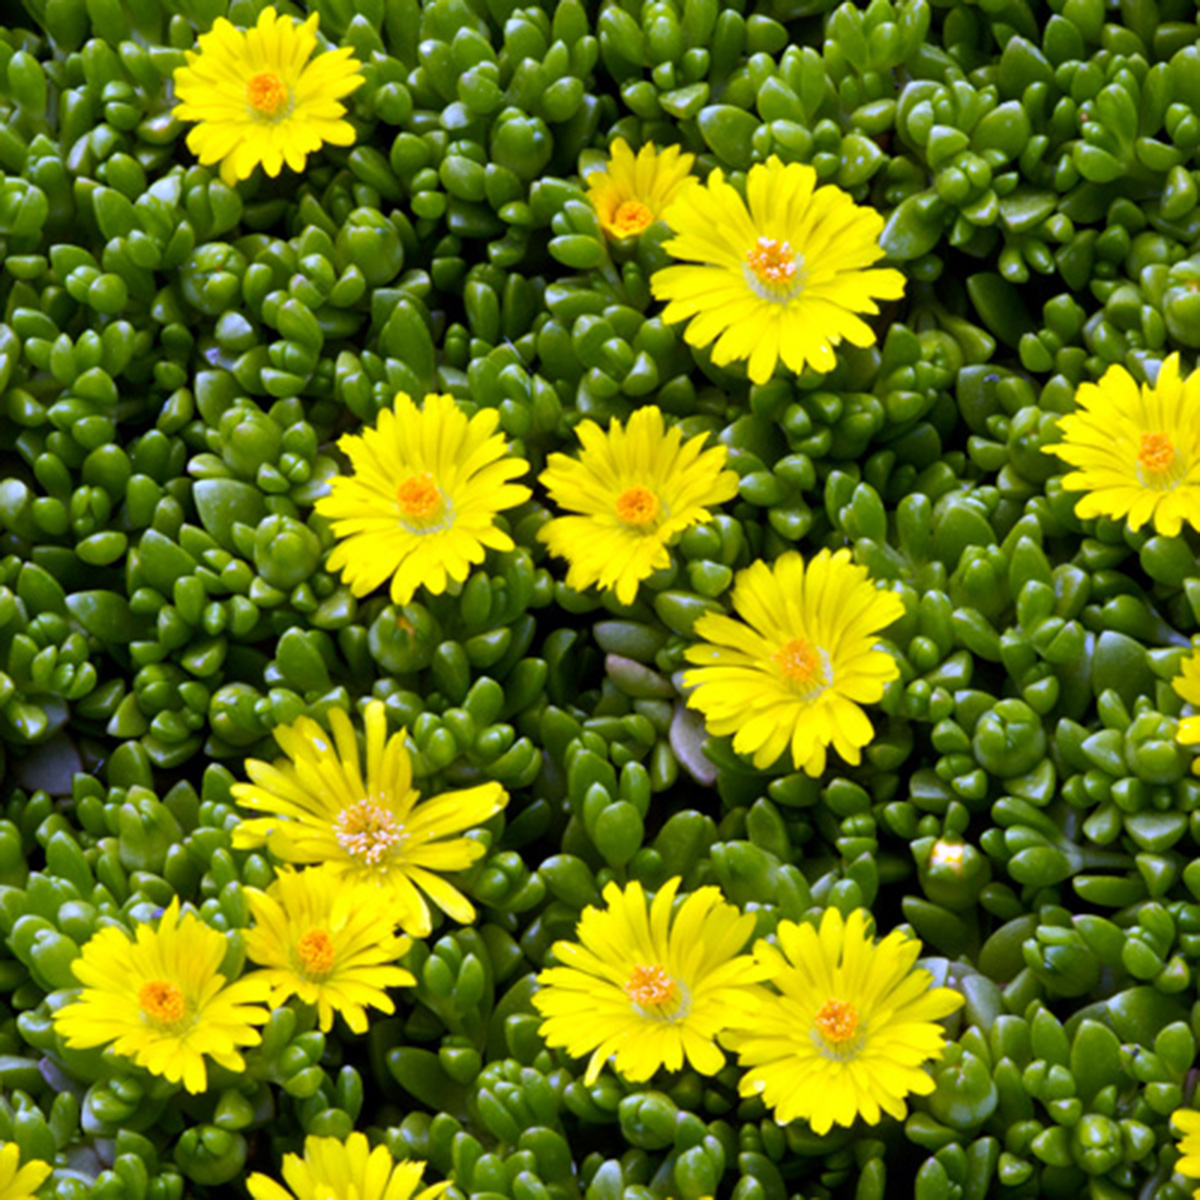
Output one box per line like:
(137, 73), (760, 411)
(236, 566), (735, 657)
(244, 867), (415, 1033)
(586, 138), (698, 239)
(683, 549), (904, 775)
(247, 1132), (451, 1200)
(172, 7), (364, 186)
(232, 699), (508, 937)
(651, 156), (905, 384)
(1172, 648), (1200, 767)
(0, 1141), (52, 1200)
(539, 406), (738, 605)
(726, 908), (963, 1134)
(1173, 1109), (1200, 1197)
(316, 392), (532, 605)
(533, 877), (767, 1085)
(1045, 352), (1200, 536)
(52, 899), (271, 1094)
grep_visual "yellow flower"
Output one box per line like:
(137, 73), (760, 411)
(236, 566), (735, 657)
(1044, 353), (1200, 536)
(1173, 649), (1200, 765)
(231, 700), (508, 937)
(683, 549), (904, 776)
(316, 392), (531, 605)
(538, 406), (739, 605)
(533, 877), (766, 1085)
(585, 138), (698, 239)
(244, 867), (415, 1034)
(52, 899), (271, 1094)
(172, 7), (364, 187)
(1173, 1109), (1200, 1197)
(247, 1132), (451, 1200)
(726, 908), (963, 1134)
(0, 1142), (52, 1200)
(651, 156), (905, 384)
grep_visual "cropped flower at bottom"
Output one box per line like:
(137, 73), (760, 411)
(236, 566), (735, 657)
(1172, 1109), (1200, 1198)
(0, 1142), (52, 1200)
(726, 908), (963, 1134)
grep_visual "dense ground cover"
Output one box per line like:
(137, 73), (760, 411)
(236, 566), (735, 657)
(5, 0), (1200, 1196)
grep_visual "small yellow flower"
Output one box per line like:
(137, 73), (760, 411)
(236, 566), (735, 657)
(533, 877), (767, 1085)
(1173, 1109), (1200, 1197)
(683, 549), (904, 776)
(53, 899), (271, 1094)
(538, 406), (739, 605)
(1172, 649), (1200, 766)
(585, 138), (698, 239)
(172, 7), (364, 186)
(0, 1142), (52, 1200)
(726, 908), (963, 1134)
(316, 392), (532, 605)
(1045, 353), (1200, 536)
(247, 1132), (451, 1200)
(244, 867), (415, 1034)
(232, 700), (508, 937)
(651, 156), (905, 383)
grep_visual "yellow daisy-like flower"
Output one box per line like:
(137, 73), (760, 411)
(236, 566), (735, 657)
(231, 700), (508, 938)
(53, 899), (271, 1094)
(315, 392), (532, 605)
(533, 877), (767, 1086)
(683, 549), (904, 776)
(1044, 353), (1200, 536)
(0, 1142), (52, 1200)
(538, 406), (739, 605)
(247, 1132), (451, 1200)
(651, 156), (905, 384)
(726, 908), (963, 1134)
(1172, 649), (1200, 767)
(1173, 1109), (1200, 1197)
(244, 867), (415, 1034)
(172, 7), (364, 187)
(585, 138), (698, 239)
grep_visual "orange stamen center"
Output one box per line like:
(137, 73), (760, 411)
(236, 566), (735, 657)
(813, 998), (859, 1044)
(611, 199), (655, 238)
(335, 800), (404, 866)
(397, 474), (442, 519)
(246, 71), (290, 117)
(774, 638), (825, 687)
(139, 979), (186, 1025)
(616, 486), (659, 527)
(624, 963), (677, 1009)
(746, 237), (798, 287)
(298, 928), (337, 976)
(1138, 431), (1175, 475)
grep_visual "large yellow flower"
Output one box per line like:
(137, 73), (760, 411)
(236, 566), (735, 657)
(244, 867), (415, 1034)
(316, 392), (532, 605)
(172, 7), (363, 187)
(247, 1133), (451, 1200)
(533, 877), (766, 1085)
(683, 549), (904, 775)
(1173, 1109), (1200, 1198)
(231, 700), (508, 937)
(585, 138), (698, 239)
(0, 1142), (52, 1200)
(651, 157), (905, 383)
(53, 900), (271, 1094)
(1045, 353), (1200, 536)
(538, 406), (739, 605)
(726, 908), (963, 1134)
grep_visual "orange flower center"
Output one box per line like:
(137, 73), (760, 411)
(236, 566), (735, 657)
(611, 199), (655, 238)
(334, 799), (404, 866)
(624, 963), (677, 1009)
(773, 638), (829, 697)
(813, 998), (859, 1044)
(1138, 431), (1175, 475)
(246, 71), (290, 118)
(139, 979), (186, 1025)
(745, 237), (803, 301)
(616, 485), (660, 527)
(298, 928), (337, 976)
(397, 474), (442, 519)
